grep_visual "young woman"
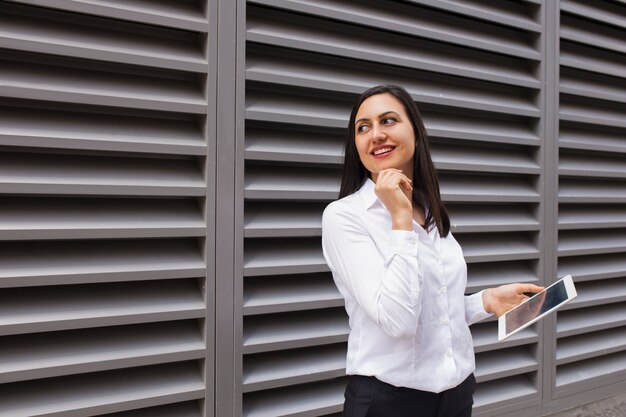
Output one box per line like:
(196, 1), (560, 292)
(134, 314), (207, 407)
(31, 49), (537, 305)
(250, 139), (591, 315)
(322, 85), (543, 417)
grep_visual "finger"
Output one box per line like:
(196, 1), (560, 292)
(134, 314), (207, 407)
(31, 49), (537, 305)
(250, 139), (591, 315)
(516, 283), (545, 294)
(378, 170), (411, 187)
(401, 177), (413, 191)
(380, 168), (411, 180)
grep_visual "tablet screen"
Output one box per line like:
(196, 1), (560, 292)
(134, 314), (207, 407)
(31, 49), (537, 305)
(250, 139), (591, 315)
(505, 279), (568, 334)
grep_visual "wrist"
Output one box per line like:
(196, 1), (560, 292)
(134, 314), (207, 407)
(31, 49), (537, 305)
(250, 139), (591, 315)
(391, 212), (413, 231)
(482, 288), (494, 314)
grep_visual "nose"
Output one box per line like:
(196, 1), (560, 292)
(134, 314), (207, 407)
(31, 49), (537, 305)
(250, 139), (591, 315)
(370, 123), (386, 143)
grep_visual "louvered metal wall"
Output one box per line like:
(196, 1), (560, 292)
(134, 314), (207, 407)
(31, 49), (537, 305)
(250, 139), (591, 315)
(243, 0), (547, 416)
(241, 0), (626, 416)
(1, 1), (625, 417)
(0, 0), (213, 416)
(552, 0), (626, 411)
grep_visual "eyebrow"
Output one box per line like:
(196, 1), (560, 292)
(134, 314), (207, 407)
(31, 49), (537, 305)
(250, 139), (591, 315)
(355, 111), (401, 125)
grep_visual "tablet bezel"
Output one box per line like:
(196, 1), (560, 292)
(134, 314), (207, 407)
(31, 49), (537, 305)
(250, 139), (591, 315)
(498, 275), (577, 341)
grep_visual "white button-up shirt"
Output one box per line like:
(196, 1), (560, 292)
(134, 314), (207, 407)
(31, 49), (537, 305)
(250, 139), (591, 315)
(322, 179), (491, 393)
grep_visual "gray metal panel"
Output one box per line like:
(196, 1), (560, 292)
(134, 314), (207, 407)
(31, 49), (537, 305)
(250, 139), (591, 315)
(242, 1), (546, 416)
(555, 0), (626, 406)
(0, 0), (212, 415)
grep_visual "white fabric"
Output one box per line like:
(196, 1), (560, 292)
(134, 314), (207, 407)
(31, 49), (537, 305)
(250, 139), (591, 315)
(322, 178), (492, 393)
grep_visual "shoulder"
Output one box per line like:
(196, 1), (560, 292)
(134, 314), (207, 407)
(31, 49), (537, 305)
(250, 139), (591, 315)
(322, 194), (364, 230)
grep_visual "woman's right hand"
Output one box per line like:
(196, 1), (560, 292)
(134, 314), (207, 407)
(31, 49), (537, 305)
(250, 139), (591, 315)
(374, 169), (413, 230)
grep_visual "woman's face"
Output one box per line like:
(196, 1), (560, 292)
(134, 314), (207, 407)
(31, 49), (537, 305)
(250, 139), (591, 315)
(354, 93), (416, 182)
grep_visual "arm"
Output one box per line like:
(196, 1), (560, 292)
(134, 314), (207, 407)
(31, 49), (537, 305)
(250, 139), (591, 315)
(322, 204), (421, 338)
(482, 283), (545, 317)
(465, 290), (492, 325)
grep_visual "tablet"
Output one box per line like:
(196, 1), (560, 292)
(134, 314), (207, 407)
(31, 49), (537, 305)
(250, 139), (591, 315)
(498, 275), (577, 341)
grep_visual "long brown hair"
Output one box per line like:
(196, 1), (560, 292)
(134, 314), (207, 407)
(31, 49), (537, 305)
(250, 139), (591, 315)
(339, 84), (450, 237)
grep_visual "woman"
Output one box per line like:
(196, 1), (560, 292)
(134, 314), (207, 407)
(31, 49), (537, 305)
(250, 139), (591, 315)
(321, 85), (543, 417)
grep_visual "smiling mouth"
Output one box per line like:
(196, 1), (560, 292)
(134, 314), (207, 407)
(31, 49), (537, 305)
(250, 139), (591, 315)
(371, 146), (395, 156)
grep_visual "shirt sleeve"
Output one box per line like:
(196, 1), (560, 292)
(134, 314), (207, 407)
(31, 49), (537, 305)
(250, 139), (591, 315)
(322, 203), (421, 338)
(465, 290), (493, 325)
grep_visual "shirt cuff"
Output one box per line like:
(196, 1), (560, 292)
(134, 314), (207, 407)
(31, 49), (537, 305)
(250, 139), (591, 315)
(466, 290), (493, 325)
(388, 230), (418, 256)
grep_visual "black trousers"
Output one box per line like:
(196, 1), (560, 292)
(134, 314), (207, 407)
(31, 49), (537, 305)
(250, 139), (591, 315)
(343, 374), (475, 417)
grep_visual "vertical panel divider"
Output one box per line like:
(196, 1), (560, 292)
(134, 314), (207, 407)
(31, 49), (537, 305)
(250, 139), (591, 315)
(205, 0), (218, 416)
(214, 0), (245, 415)
(542, 0), (560, 412)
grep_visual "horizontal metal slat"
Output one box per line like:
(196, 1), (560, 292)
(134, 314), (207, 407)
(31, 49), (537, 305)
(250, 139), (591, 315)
(473, 374), (537, 409)
(467, 261), (539, 293)
(244, 238), (326, 277)
(5, 0), (209, 32)
(0, 197), (204, 240)
(559, 151), (626, 179)
(557, 327), (626, 366)
(561, 0), (626, 30)
(395, 0), (542, 32)
(556, 351), (626, 388)
(243, 343), (345, 393)
(561, 14), (626, 55)
(244, 202), (326, 238)
(245, 125), (343, 166)
(565, 279), (626, 309)
(0, 151), (205, 196)
(560, 124), (626, 154)
(243, 377), (345, 417)
(0, 279), (205, 336)
(246, 47), (541, 118)
(243, 308), (349, 354)
(559, 178), (626, 203)
(0, 321), (204, 383)
(99, 401), (201, 417)
(0, 239), (205, 288)
(0, 59), (206, 113)
(558, 253), (626, 281)
(0, 103), (205, 155)
(560, 67), (626, 104)
(557, 303), (626, 337)
(560, 96), (626, 129)
(472, 321), (538, 354)
(250, 0), (541, 59)
(559, 204), (626, 230)
(432, 143), (540, 175)
(449, 204), (539, 233)
(475, 346), (537, 383)
(247, 8), (540, 88)
(0, 362), (205, 417)
(246, 87), (350, 129)
(560, 41), (626, 79)
(244, 273), (342, 315)
(558, 229), (626, 256)
(456, 233), (540, 263)
(244, 164), (340, 201)
(0, 2), (207, 72)
(408, 107), (541, 147)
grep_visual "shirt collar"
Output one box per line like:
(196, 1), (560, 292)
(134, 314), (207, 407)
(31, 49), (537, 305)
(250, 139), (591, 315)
(357, 178), (436, 235)
(357, 178), (380, 210)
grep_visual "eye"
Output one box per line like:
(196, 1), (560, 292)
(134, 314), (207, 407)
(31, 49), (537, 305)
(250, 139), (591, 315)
(382, 117), (397, 125)
(356, 124), (369, 134)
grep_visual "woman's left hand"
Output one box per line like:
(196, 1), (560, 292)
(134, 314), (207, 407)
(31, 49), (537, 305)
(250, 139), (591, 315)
(482, 283), (545, 317)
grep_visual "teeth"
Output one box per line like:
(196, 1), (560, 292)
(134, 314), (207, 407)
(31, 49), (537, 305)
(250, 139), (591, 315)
(373, 147), (393, 155)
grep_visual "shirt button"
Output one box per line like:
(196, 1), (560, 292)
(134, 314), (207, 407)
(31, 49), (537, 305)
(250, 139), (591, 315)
(441, 318), (449, 325)
(440, 286), (447, 294)
(446, 350), (453, 358)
